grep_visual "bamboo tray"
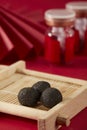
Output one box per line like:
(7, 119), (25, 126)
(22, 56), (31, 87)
(0, 61), (87, 130)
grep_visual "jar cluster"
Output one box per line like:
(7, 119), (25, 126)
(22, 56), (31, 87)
(44, 1), (87, 64)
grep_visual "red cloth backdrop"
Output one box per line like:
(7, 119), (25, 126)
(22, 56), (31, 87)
(0, 0), (87, 11)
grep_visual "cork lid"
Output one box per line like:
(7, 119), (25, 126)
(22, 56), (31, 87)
(66, 1), (87, 10)
(44, 9), (75, 27)
(66, 1), (87, 17)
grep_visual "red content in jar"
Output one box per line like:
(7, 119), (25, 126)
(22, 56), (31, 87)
(44, 32), (75, 64)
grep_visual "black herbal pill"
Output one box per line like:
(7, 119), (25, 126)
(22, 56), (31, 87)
(32, 81), (50, 93)
(40, 87), (62, 108)
(18, 87), (40, 107)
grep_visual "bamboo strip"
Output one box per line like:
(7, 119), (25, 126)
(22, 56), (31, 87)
(0, 61), (25, 81)
(17, 69), (87, 85)
(0, 101), (47, 120)
(0, 73), (24, 90)
(3, 76), (33, 92)
(0, 65), (8, 70)
(0, 92), (17, 103)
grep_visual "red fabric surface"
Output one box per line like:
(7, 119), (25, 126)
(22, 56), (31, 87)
(0, 113), (37, 130)
(26, 56), (87, 80)
(0, 0), (87, 130)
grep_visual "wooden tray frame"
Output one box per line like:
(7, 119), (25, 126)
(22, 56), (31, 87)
(0, 61), (87, 130)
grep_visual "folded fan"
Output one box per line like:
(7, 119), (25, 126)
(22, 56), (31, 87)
(0, 27), (14, 60)
(0, 7), (45, 55)
(0, 17), (34, 59)
(1, 7), (47, 34)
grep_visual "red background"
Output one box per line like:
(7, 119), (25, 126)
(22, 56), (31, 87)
(0, 0), (87, 11)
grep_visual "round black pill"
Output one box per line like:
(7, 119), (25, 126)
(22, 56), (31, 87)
(40, 88), (63, 108)
(32, 81), (50, 93)
(18, 87), (40, 107)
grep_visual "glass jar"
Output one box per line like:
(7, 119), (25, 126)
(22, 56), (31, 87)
(44, 9), (76, 64)
(66, 1), (87, 53)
